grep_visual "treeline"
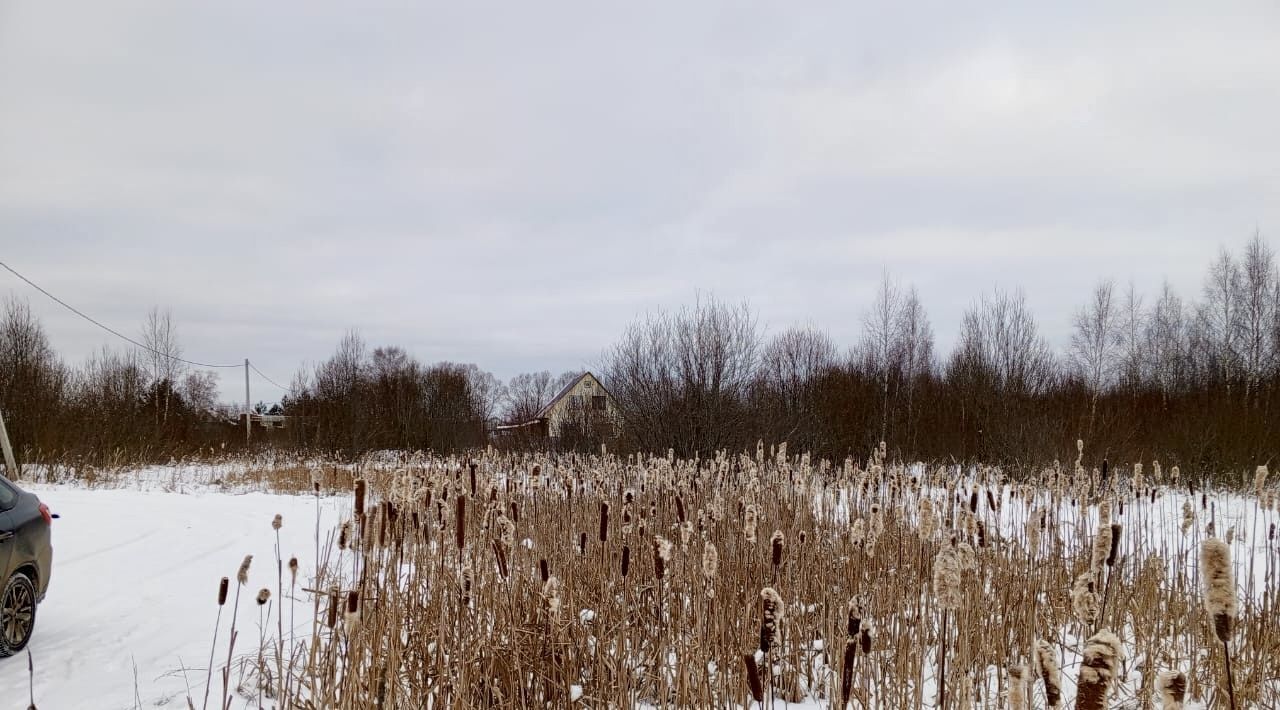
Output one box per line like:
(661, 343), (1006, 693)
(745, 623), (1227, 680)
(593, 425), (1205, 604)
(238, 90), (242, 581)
(2, 235), (1279, 469)
(0, 304), (225, 464)
(600, 235), (1280, 469)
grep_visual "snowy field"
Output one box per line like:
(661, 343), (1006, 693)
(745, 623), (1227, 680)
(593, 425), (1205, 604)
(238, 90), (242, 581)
(1, 460), (1275, 708)
(0, 483), (345, 708)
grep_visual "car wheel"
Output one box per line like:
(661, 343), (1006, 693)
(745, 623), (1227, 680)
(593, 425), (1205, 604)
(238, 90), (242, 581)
(0, 572), (37, 658)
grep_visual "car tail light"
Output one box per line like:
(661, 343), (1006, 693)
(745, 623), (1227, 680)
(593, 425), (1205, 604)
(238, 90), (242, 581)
(38, 502), (53, 524)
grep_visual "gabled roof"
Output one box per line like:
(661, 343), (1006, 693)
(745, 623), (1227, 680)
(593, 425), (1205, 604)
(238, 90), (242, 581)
(535, 371), (609, 420)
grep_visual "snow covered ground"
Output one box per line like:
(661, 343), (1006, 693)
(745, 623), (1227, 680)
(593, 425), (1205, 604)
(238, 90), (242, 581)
(0, 483), (346, 709)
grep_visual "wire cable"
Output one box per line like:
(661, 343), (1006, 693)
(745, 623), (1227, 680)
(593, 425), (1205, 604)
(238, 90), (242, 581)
(0, 258), (243, 368)
(249, 360), (292, 391)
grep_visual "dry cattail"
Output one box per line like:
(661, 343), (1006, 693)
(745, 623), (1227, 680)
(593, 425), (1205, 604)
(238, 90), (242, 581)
(1034, 640), (1061, 708)
(1091, 502), (1113, 572)
(620, 545), (630, 578)
(578, 531), (587, 555)
(1199, 538), (1236, 643)
(1255, 465), (1269, 497)
(743, 653), (764, 702)
(1071, 571), (1099, 624)
(1075, 630), (1123, 710)
(932, 547), (963, 611)
(217, 577), (229, 606)
(599, 501), (610, 543)
(237, 555), (253, 586)
(272, 513), (282, 530)
(288, 557), (298, 585)
(675, 495), (686, 524)
(1008, 663), (1029, 710)
(653, 536), (672, 579)
(744, 504), (758, 544)
(1156, 670), (1186, 709)
(326, 588), (339, 628)
(1106, 523), (1121, 567)
(256, 588), (270, 606)
(918, 497), (936, 541)
(770, 530), (785, 567)
(1180, 499), (1193, 534)
(455, 495), (467, 550)
(701, 541), (718, 581)
(760, 587), (784, 653)
(354, 479), (366, 518)
(345, 590), (361, 632)
(539, 558), (549, 583)
(338, 521), (350, 550)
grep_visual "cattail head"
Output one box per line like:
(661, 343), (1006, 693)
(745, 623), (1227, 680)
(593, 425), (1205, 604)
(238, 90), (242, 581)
(217, 577), (229, 606)
(759, 587), (784, 653)
(344, 590), (361, 632)
(541, 575), (562, 619)
(653, 536), (672, 579)
(237, 555), (253, 585)
(743, 504), (758, 544)
(598, 501), (611, 543)
(272, 513), (282, 531)
(770, 530), (785, 567)
(1180, 499), (1193, 533)
(1076, 630), (1123, 710)
(1034, 640), (1062, 708)
(455, 495), (466, 550)
(620, 545), (630, 578)
(1008, 663), (1029, 710)
(1199, 538), (1237, 643)
(918, 497), (936, 541)
(1106, 523), (1121, 567)
(354, 479), (366, 517)
(701, 541), (718, 585)
(1255, 465), (1269, 497)
(932, 546), (963, 611)
(256, 588), (270, 606)
(1156, 670), (1186, 709)
(1090, 507), (1113, 573)
(1071, 571), (1099, 624)
(288, 557), (298, 585)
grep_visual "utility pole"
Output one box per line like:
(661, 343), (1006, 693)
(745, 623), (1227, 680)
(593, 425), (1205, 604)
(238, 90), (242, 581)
(245, 358), (252, 447)
(0, 407), (17, 480)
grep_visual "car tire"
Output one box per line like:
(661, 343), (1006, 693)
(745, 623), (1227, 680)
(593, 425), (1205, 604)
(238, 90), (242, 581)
(0, 572), (37, 658)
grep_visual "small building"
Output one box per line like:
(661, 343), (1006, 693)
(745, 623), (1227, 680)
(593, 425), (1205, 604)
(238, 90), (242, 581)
(494, 371), (620, 442)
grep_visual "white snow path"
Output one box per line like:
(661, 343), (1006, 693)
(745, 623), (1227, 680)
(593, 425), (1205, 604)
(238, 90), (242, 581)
(0, 485), (346, 709)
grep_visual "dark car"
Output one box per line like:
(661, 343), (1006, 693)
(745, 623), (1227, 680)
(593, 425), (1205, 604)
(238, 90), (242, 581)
(0, 476), (53, 657)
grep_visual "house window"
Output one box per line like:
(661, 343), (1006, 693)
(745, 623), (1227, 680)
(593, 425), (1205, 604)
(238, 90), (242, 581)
(592, 395), (607, 411)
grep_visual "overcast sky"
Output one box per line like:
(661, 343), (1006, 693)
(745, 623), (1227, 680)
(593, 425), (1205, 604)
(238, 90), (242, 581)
(2, 2), (1278, 403)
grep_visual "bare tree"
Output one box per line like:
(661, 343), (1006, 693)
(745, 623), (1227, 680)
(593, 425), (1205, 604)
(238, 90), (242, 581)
(503, 371), (559, 423)
(1235, 232), (1277, 400)
(141, 307), (185, 425)
(758, 325), (837, 445)
(1069, 279), (1120, 422)
(601, 294), (761, 455)
(1201, 248), (1242, 386)
(180, 370), (220, 415)
(1115, 282), (1146, 396)
(953, 288), (1056, 397)
(856, 275), (935, 444)
(1145, 281), (1189, 400)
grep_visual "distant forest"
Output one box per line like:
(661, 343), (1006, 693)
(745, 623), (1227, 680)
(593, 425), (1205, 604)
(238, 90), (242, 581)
(2, 234), (1279, 474)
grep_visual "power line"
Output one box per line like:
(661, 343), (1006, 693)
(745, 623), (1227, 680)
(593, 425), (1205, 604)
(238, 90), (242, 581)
(249, 360), (291, 392)
(1, 258), (242, 368)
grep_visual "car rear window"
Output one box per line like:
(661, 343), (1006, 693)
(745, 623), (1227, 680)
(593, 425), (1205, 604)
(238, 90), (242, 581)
(0, 477), (17, 510)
